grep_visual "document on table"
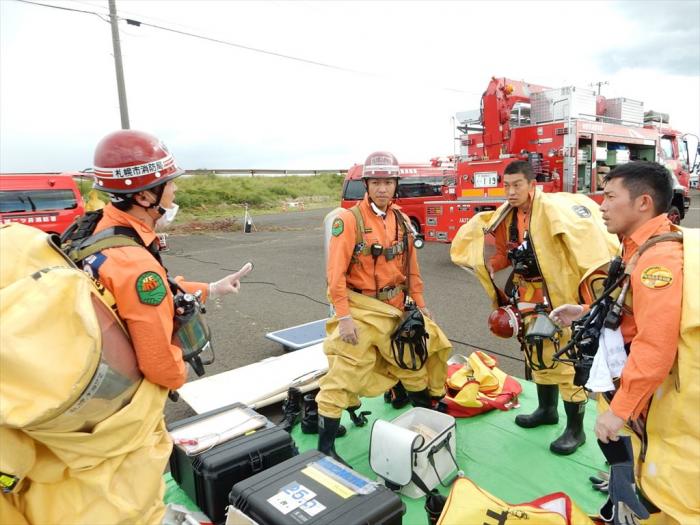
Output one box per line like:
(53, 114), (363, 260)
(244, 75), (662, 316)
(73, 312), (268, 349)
(169, 407), (267, 455)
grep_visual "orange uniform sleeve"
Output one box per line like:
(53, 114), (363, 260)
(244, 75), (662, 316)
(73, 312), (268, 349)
(610, 245), (683, 420)
(489, 220), (510, 273)
(404, 215), (425, 308)
(173, 276), (209, 302)
(98, 246), (188, 390)
(326, 210), (357, 318)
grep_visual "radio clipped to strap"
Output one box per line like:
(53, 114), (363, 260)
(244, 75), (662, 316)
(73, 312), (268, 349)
(350, 205), (408, 262)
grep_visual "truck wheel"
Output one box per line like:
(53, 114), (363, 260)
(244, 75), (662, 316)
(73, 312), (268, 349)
(667, 206), (681, 225)
(410, 218), (421, 234)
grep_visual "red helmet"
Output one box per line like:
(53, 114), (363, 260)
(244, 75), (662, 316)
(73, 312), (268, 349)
(93, 130), (184, 194)
(362, 151), (400, 179)
(488, 305), (522, 339)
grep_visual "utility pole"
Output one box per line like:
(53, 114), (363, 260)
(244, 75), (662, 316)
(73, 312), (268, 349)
(108, 0), (130, 129)
(590, 80), (609, 96)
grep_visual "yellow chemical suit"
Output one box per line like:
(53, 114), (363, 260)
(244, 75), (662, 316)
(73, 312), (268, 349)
(451, 189), (619, 401)
(437, 476), (595, 525)
(0, 223), (170, 524)
(639, 226), (699, 524)
(317, 291), (452, 419)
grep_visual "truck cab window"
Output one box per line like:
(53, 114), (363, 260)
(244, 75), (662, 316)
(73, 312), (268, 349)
(660, 137), (674, 161)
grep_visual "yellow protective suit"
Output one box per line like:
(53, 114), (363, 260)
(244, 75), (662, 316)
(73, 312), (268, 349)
(85, 190), (106, 212)
(437, 476), (595, 525)
(451, 189), (619, 401)
(317, 290), (451, 419)
(0, 224), (170, 524)
(637, 226), (699, 524)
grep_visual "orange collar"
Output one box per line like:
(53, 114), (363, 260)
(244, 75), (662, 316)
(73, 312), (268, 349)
(626, 214), (672, 251)
(102, 204), (157, 247)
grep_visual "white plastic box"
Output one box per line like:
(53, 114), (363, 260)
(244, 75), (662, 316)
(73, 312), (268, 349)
(369, 408), (459, 499)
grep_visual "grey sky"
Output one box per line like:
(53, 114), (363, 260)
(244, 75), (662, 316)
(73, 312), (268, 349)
(600, 1), (700, 76)
(1, 0), (698, 172)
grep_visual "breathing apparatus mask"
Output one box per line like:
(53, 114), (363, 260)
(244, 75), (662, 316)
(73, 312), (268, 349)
(522, 303), (562, 371)
(554, 256), (627, 386)
(507, 236), (539, 279)
(171, 284), (214, 377)
(391, 302), (429, 371)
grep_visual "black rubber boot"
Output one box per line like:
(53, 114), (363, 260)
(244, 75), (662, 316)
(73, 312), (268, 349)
(384, 381), (410, 409)
(318, 415), (349, 466)
(301, 393), (346, 437)
(514, 384), (559, 428)
(550, 401), (586, 455)
(407, 388), (433, 409)
(280, 387), (302, 433)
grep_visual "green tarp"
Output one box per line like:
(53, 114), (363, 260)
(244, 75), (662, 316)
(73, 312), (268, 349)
(165, 380), (607, 524)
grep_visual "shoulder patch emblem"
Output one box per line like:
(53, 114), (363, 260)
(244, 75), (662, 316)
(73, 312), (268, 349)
(640, 265), (673, 289)
(82, 252), (106, 279)
(136, 271), (167, 305)
(572, 205), (592, 218)
(332, 218), (344, 236)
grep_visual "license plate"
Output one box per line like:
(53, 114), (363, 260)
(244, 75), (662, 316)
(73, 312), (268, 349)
(474, 172), (498, 188)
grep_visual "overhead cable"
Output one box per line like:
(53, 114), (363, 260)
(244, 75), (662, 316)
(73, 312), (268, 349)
(14, 0), (475, 95)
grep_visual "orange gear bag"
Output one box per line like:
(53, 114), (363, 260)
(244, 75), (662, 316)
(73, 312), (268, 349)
(442, 351), (522, 417)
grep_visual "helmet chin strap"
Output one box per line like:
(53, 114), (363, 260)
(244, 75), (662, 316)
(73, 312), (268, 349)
(137, 184), (167, 216)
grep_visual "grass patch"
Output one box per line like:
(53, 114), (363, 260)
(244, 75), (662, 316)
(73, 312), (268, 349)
(176, 172), (343, 220)
(77, 173), (344, 224)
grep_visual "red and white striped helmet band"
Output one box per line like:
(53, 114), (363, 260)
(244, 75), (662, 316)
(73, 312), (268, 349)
(94, 154), (181, 192)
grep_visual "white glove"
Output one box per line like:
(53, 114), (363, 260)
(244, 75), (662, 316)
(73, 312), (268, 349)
(549, 304), (585, 327)
(209, 262), (253, 299)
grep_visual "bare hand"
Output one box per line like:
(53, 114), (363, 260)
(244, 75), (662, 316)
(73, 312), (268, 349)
(420, 307), (433, 321)
(486, 263), (495, 280)
(339, 317), (359, 345)
(549, 304), (585, 327)
(595, 410), (625, 443)
(209, 262), (253, 298)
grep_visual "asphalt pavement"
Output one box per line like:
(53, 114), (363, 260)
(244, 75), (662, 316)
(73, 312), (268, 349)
(163, 192), (700, 424)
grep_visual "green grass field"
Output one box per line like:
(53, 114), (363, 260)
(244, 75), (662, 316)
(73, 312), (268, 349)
(175, 172), (343, 220)
(78, 172), (344, 229)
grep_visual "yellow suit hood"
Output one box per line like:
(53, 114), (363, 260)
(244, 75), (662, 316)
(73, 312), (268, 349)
(451, 188), (619, 309)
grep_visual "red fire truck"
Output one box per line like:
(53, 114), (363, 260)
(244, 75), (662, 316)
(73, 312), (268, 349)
(0, 173), (86, 235)
(340, 161), (455, 234)
(423, 77), (697, 242)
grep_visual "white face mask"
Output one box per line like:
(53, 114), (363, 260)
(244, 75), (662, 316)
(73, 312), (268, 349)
(155, 203), (179, 230)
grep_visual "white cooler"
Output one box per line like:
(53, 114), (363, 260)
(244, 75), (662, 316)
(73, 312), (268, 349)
(369, 408), (461, 499)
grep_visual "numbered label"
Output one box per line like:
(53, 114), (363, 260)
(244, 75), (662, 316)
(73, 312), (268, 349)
(267, 482), (317, 515)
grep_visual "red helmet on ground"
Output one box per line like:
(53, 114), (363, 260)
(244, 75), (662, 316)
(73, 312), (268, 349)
(488, 305), (522, 339)
(93, 130), (184, 194)
(362, 151), (400, 179)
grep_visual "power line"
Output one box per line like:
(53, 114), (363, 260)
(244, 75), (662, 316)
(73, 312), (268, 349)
(14, 0), (476, 95)
(15, 0), (109, 22)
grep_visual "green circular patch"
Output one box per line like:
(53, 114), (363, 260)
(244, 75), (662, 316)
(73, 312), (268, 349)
(332, 217), (344, 237)
(136, 271), (167, 305)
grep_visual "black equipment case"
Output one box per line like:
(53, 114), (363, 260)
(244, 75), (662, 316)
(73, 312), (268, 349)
(168, 403), (298, 524)
(229, 450), (405, 525)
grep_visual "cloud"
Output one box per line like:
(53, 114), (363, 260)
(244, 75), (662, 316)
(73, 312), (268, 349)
(597, 1), (700, 76)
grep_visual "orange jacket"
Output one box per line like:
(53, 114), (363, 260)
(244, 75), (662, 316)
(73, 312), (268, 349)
(611, 213), (683, 420)
(489, 196), (544, 306)
(489, 206), (530, 273)
(90, 204), (208, 390)
(327, 196), (425, 318)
